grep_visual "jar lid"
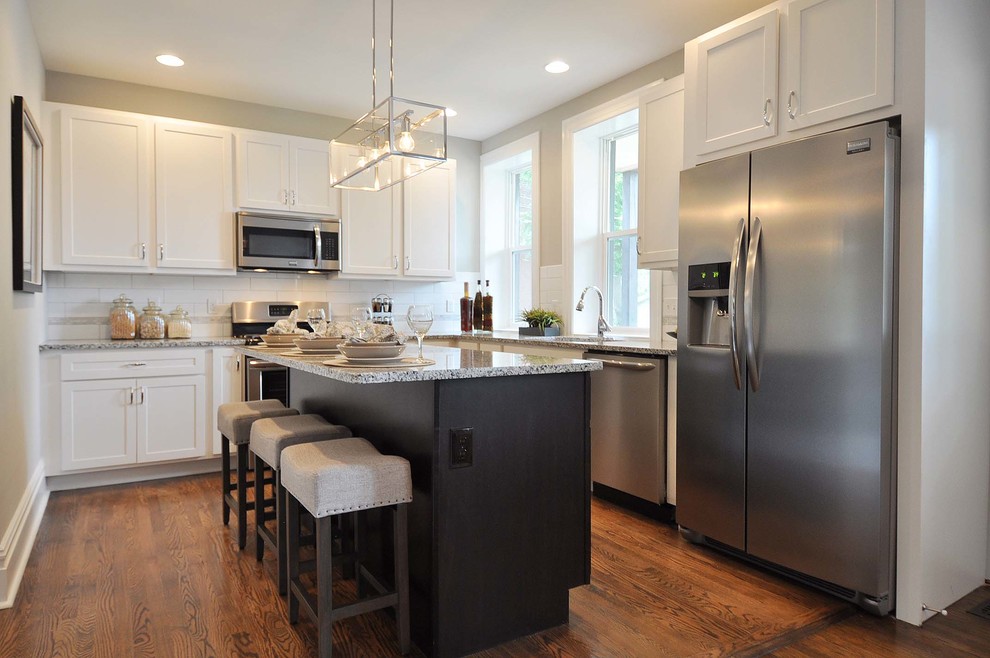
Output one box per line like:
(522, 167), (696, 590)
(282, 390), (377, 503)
(113, 294), (133, 305)
(169, 305), (189, 318)
(143, 299), (162, 312)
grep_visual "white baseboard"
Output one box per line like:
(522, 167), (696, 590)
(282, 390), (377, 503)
(0, 463), (49, 609)
(47, 458), (223, 492)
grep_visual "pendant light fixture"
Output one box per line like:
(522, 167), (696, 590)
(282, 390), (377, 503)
(330, 0), (447, 191)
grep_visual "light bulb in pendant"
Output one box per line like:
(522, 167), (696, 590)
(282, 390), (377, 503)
(396, 115), (415, 152)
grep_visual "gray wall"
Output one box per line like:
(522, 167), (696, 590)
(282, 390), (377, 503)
(0, 0), (47, 606)
(481, 51), (685, 268)
(46, 72), (482, 272)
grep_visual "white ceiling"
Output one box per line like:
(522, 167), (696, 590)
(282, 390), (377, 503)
(27, 0), (767, 141)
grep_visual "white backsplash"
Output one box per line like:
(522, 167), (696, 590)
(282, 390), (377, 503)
(44, 270), (478, 340)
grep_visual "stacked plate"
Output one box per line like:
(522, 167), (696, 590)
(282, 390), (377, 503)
(260, 334), (303, 346)
(291, 337), (345, 355)
(334, 341), (406, 365)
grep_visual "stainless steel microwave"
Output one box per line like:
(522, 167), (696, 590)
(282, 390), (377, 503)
(237, 212), (341, 272)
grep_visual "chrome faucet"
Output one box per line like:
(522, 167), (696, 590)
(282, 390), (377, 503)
(576, 286), (612, 339)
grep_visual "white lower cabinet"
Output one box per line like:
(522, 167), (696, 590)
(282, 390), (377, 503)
(211, 348), (243, 455)
(57, 349), (211, 473)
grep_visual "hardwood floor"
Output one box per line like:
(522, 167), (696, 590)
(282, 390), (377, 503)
(0, 474), (987, 657)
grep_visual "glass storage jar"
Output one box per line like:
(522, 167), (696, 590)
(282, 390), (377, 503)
(109, 294), (137, 340)
(138, 300), (166, 339)
(167, 306), (192, 339)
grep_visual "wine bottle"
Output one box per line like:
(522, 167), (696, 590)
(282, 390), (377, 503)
(473, 280), (483, 332)
(460, 281), (473, 332)
(482, 279), (493, 332)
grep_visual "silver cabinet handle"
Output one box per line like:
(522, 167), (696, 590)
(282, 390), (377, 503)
(281, 189), (288, 205)
(234, 358), (240, 372)
(598, 359), (656, 371)
(313, 225), (322, 269)
(405, 256), (411, 271)
(159, 244), (165, 260)
(126, 362), (148, 367)
(636, 236), (642, 255)
(291, 190), (297, 206)
(787, 91), (797, 119)
(744, 216), (763, 392)
(728, 218), (745, 390)
(763, 98), (773, 127)
(138, 386), (146, 405)
(128, 387), (135, 405)
(393, 255), (399, 269)
(140, 243), (147, 260)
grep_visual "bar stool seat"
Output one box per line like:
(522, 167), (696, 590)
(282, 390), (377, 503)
(217, 400), (298, 550)
(249, 414), (352, 593)
(281, 438), (412, 658)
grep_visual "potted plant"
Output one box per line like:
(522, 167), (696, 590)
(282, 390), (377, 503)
(518, 308), (563, 337)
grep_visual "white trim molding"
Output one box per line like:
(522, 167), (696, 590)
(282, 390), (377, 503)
(0, 463), (49, 609)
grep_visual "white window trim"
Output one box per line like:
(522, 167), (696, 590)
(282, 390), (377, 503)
(480, 132), (540, 330)
(561, 81), (664, 337)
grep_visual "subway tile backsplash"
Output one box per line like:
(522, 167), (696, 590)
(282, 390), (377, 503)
(45, 270), (476, 340)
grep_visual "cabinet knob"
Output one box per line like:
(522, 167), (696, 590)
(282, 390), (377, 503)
(787, 91), (797, 120)
(140, 243), (147, 260)
(762, 98), (773, 127)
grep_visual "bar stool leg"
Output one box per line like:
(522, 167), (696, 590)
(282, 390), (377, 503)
(254, 460), (266, 561)
(221, 436), (231, 526)
(317, 516), (334, 658)
(287, 493), (301, 623)
(394, 504), (410, 654)
(236, 444), (249, 550)
(276, 474), (288, 596)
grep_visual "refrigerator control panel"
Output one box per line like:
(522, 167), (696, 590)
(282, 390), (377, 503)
(688, 262), (730, 291)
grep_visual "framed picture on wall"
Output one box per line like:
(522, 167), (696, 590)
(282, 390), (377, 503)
(12, 94), (44, 293)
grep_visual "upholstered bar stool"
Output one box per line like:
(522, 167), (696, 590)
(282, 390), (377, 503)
(217, 400), (298, 549)
(249, 414), (353, 594)
(281, 438), (412, 658)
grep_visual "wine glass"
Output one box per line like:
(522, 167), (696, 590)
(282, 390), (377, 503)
(306, 308), (326, 335)
(406, 305), (434, 363)
(351, 306), (373, 340)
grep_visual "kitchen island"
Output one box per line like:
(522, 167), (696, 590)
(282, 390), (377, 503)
(238, 344), (601, 658)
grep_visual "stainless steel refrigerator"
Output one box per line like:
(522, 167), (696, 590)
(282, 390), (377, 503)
(676, 121), (898, 615)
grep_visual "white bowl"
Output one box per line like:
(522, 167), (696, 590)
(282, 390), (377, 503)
(338, 342), (406, 359)
(293, 337), (345, 352)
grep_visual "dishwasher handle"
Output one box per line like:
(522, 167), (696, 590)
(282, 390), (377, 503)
(595, 358), (656, 372)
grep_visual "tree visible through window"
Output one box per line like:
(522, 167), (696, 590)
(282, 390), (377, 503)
(509, 166), (533, 319)
(603, 129), (648, 328)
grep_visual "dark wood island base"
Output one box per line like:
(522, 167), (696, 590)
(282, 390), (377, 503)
(289, 367), (592, 657)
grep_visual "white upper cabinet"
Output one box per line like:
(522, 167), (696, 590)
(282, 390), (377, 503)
(59, 107), (153, 268)
(783, 0), (894, 131)
(155, 121), (235, 271)
(340, 185), (402, 277)
(340, 161), (456, 280)
(403, 162), (456, 278)
(688, 8), (779, 156)
(637, 77), (684, 269)
(235, 130), (339, 216)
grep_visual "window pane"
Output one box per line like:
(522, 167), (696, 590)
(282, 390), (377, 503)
(512, 249), (533, 320)
(607, 131), (638, 232)
(512, 167), (533, 248)
(606, 236), (649, 329)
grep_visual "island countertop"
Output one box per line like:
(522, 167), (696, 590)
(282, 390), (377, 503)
(238, 343), (602, 383)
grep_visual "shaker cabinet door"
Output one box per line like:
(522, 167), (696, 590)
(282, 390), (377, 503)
(290, 136), (339, 215)
(137, 375), (207, 462)
(61, 379), (138, 470)
(236, 131), (291, 211)
(689, 8), (778, 155)
(783, 0), (894, 131)
(403, 162), (456, 278)
(638, 77), (684, 269)
(340, 186), (402, 277)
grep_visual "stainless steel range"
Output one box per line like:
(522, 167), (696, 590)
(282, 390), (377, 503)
(231, 301), (330, 405)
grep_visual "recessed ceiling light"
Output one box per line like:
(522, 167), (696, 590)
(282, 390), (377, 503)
(156, 54), (185, 67)
(545, 60), (570, 74)
(444, 108), (457, 117)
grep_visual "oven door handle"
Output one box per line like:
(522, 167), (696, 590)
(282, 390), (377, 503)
(247, 359), (286, 369)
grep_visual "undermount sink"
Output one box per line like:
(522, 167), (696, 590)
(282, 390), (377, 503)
(550, 335), (624, 343)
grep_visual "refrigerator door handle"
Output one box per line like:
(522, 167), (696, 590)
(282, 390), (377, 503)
(744, 216), (763, 391)
(728, 218), (745, 390)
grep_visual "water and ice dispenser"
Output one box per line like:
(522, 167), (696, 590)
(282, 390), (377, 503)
(685, 262), (732, 347)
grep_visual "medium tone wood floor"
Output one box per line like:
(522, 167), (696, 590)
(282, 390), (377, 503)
(0, 474), (987, 657)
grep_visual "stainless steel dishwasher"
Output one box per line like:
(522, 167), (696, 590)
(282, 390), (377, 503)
(583, 351), (667, 517)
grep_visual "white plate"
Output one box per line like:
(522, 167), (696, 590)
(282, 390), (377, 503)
(322, 357), (435, 369)
(284, 347), (339, 356)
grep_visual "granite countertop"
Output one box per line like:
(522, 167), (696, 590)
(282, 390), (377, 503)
(40, 338), (247, 351)
(428, 330), (677, 356)
(238, 344), (602, 384)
